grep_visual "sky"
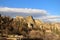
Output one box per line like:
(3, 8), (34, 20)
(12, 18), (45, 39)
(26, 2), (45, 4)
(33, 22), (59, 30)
(0, 0), (60, 22)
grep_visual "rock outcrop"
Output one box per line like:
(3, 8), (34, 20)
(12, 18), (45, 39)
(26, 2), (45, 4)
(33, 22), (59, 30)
(25, 16), (36, 29)
(0, 14), (60, 40)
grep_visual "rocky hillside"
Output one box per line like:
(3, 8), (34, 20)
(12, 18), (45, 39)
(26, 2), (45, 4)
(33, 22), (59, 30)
(0, 14), (60, 40)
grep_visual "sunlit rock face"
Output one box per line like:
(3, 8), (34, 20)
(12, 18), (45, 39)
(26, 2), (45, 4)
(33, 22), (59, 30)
(53, 23), (60, 30)
(14, 16), (36, 29)
(42, 23), (51, 30)
(35, 19), (43, 25)
(15, 16), (24, 21)
(34, 20), (52, 33)
(35, 19), (44, 29)
(25, 16), (35, 29)
(14, 16), (60, 34)
(50, 23), (60, 31)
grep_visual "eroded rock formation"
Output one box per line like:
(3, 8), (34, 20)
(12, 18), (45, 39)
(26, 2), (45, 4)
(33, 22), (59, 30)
(0, 14), (60, 40)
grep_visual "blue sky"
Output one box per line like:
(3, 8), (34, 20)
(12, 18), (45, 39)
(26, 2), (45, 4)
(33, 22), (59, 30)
(0, 0), (60, 22)
(0, 0), (60, 15)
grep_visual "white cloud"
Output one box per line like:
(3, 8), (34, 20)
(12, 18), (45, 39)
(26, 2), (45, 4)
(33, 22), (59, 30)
(0, 7), (60, 22)
(38, 16), (60, 19)
(0, 7), (47, 14)
(48, 19), (60, 22)
(0, 7), (47, 17)
(36, 16), (60, 22)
